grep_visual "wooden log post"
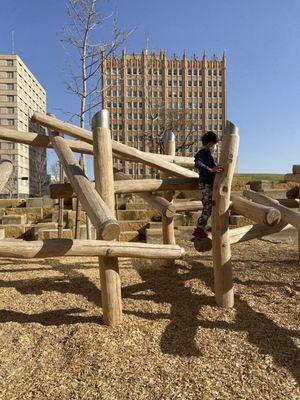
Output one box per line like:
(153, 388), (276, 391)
(92, 109), (122, 327)
(212, 121), (239, 308)
(298, 187), (300, 260)
(0, 160), (13, 192)
(47, 131), (119, 240)
(58, 136), (64, 239)
(162, 131), (176, 247)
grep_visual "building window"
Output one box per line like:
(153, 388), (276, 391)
(7, 119), (14, 126)
(168, 69), (171, 75)
(219, 82), (222, 87)
(208, 81), (212, 87)
(188, 81), (192, 87)
(7, 95), (14, 102)
(7, 71), (14, 79)
(127, 68), (131, 74)
(7, 107), (14, 114)
(188, 69), (192, 75)
(6, 60), (14, 67)
(208, 70), (212, 76)
(7, 83), (14, 90)
(133, 68), (137, 74)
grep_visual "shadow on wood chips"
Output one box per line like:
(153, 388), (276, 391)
(0, 241), (299, 387)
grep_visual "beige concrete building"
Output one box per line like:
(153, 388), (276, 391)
(0, 54), (47, 197)
(102, 49), (226, 177)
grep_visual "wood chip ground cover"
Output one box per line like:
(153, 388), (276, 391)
(0, 240), (299, 399)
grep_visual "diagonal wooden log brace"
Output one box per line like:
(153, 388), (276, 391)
(243, 189), (300, 230)
(230, 196), (281, 226)
(114, 169), (176, 218)
(32, 112), (197, 178)
(48, 131), (120, 240)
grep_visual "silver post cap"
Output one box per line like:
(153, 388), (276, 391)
(92, 109), (110, 129)
(163, 130), (175, 142)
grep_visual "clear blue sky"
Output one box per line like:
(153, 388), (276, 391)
(0, 0), (299, 174)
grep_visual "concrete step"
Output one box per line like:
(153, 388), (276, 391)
(37, 229), (73, 240)
(229, 215), (252, 227)
(2, 214), (26, 225)
(6, 207), (43, 224)
(0, 199), (25, 208)
(118, 220), (149, 232)
(79, 225), (96, 240)
(2, 224), (27, 239)
(117, 209), (159, 221)
(126, 203), (149, 210)
(146, 226), (194, 244)
(119, 231), (140, 242)
(33, 222), (59, 239)
(0, 228), (5, 239)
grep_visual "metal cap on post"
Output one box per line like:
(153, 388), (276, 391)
(92, 109), (110, 130)
(164, 130), (175, 142)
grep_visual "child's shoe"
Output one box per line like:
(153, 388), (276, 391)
(193, 229), (208, 239)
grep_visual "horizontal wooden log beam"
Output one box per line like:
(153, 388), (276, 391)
(32, 112), (197, 178)
(230, 195), (281, 226)
(114, 177), (199, 194)
(244, 189), (300, 230)
(0, 126), (94, 155)
(174, 200), (202, 211)
(0, 239), (185, 259)
(50, 177), (199, 199)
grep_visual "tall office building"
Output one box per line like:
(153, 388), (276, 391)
(0, 54), (47, 197)
(102, 49), (226, 177)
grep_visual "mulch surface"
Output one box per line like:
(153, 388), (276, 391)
(0, 240), (299, 399)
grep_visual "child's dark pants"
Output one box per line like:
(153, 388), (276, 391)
(196, 183), (213, 230)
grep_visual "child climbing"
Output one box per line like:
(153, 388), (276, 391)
(193, 131), (224, 239)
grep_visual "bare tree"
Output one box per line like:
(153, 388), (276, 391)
(61, 0), (133, 238)
(4, 175), (16, 198)
(27, 148), (48, 197)
(61, 0), (133, 127)
(50, 160), (60, 182)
